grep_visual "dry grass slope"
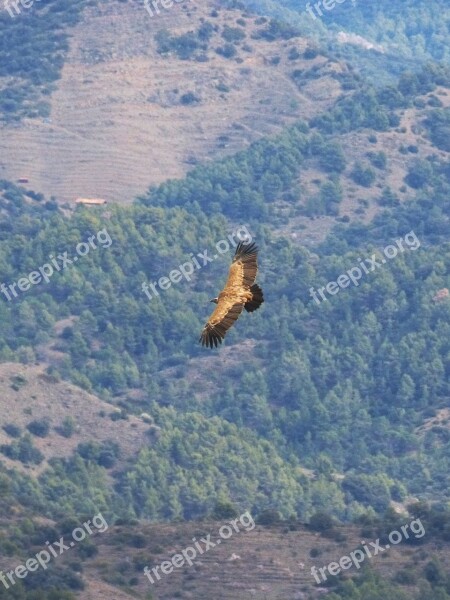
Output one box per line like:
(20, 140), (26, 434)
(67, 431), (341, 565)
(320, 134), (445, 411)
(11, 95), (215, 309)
(0, 0), (346, 204)
(0, 362), (153, 476)
(77, 519), (450, 600)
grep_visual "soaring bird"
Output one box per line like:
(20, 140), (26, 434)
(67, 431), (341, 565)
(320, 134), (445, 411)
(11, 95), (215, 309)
(199, 241), (264, 348)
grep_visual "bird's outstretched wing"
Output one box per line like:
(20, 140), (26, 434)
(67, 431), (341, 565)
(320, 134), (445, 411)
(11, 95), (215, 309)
(199, 242), (260, 348)
(224, 241), (258, 291)
(199, 300), (244, 348)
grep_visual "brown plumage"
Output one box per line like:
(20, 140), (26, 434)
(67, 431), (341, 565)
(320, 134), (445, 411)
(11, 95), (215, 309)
(199, 241), (264, 348)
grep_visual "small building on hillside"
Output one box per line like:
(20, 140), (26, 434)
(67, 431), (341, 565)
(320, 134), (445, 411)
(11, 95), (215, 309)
(75, 198), (107, 206)
(17, 177), (29, 184)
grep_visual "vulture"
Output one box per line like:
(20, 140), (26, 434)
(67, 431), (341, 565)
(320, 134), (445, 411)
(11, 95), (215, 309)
(199, 241), (264, 348)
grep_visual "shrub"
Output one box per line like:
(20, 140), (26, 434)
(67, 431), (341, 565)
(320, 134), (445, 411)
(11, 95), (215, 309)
(304, 46), (319, 59)
(133, 553), (152, 571)
(171, 32), (199, 60)
(3, 423), (21, 438)
(109, 408), (127, 421)
(309, 512), (335, 532)
(351, 162), (376, 187)
(98, 448), (117, 468)
(128, 533), (147, 548)
(427, 95), (442, 107)
(0, 443), (18, 460)
(180, 92), (200, 105)
(147, 425), (161, 438)
(318, 142), (347, 173)
(367, 151), (387, 169)
(140, 413), (154, 424)
(27, 419), (50, 437)
(254, 18), (298, 41)
(216, 44), (237, 59)
(423, 559), (445, 585)
(77, 540), (98, 559)
(1, 435), (44, 464)
(59, 416), (75, 438)
(198, 22), (214, 41)
(320, 179), (343, 215)
(59, 517), (82, 535)
(10, 374), (27, 391)
(405, 159), (433, 188)
(77, 440), (120, 468)
(395, 568), (418, 584)
(222, 25), (245, 43)
(61, 326), (74, 339)
(343, 474), (391, 512)
(424, 108), (450, 151)
(389, 113), (401, 127)
(256, 509), (281, 525)
(19, 435), (44, 464)
(211, 500), (239, 520)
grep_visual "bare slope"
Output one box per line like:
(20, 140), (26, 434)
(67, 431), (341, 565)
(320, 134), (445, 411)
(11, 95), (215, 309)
(0, 362), (152, 476)
(66, 520), (450, 599)
(0, 0), (346, 204)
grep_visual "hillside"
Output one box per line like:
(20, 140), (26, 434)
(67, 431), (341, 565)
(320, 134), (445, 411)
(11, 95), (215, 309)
(78, 515), (450, 600)
(0, 0), (450, 599)
(268, 85), (450, 244)
(238, 0), (450, 79)
(0, 362), (151, 476)
(0, 500), (449, 599)
(0, 0), (349, 203)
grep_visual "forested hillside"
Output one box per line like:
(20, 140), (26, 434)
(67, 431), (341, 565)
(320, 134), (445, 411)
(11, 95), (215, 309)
(0, 0), (89, 121)
(236, 0), (450, 81)
(0, 0), (450, 598)
(0, 61), (449, 527)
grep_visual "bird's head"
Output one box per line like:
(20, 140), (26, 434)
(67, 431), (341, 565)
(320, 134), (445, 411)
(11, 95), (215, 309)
(209, 297), (219, 304)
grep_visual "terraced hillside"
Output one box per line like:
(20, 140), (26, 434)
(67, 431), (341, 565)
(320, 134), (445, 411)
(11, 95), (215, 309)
(1, 512), (448, 600)
(0, 0), (348, 204)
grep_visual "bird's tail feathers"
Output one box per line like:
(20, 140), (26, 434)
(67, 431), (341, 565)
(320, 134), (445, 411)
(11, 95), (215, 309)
(245, 284), (264, 313)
